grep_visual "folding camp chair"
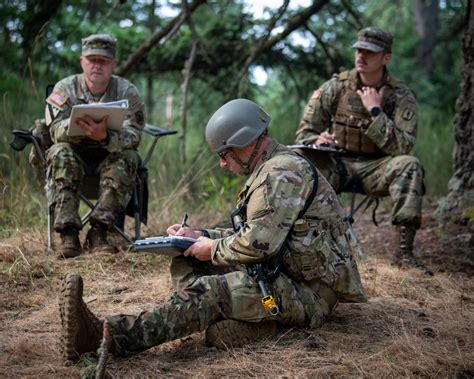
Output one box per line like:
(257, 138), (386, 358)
(10, 124), (177, 249)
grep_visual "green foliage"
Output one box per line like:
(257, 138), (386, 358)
(0, 0), (467, 231)
(413, 106), (454, 195)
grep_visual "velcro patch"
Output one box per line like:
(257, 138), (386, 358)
(402, 108), (415, 121)
(311, 89), (321, 100)
(46, 92), (68, 110)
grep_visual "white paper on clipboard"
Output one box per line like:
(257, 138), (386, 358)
(68, 99), (128, 136)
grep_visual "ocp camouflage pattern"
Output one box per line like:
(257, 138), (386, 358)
(105, 139), (367, 356)
(294, 68), (424, 226)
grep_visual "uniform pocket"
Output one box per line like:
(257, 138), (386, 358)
(284, 225), (331, 282)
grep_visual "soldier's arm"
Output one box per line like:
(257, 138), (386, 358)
(211, 159), (313, 267)
(365, 89), (418, 155)
(105, 84), (145, 152)
(294, 79), (338, 145)
(46, 82), (82, 144)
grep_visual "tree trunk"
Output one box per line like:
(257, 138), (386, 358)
(413, 0), (439, 78)
(435, 1), (474, 226)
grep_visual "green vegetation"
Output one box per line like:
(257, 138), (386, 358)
(0, 0), (466, 236)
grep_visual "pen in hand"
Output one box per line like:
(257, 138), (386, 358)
(181, 213), (189, 228)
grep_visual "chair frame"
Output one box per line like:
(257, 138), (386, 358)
(11, 124), (177, 250)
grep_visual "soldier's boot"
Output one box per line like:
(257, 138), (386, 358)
(394, 224), (433, 276)
(57, 229), (82, 259)
(85, 222), (117, 254)
(205, 319), (278, 349)
(59, 273), (103, 362)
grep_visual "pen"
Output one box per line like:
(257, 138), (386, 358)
(181, 213), (189, 228)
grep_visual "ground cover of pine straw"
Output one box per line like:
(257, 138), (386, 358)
(0, 205), (473, 378)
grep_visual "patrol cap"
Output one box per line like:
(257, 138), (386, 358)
(81, 34), (117, 58)
(205, 99), (271, 153)
(351, 27), (393, 53)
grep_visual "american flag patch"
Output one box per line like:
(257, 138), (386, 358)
(48, 92), (67, 107)
(311, 89), (321, 100)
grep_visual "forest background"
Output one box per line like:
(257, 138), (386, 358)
(1, 1), (473, 377)
(0, 0), (467, 235)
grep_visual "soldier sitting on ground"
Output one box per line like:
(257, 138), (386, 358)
(45, 33), (145, 258)
(295, 27), (432, 275)
(59, 99), (367, 363)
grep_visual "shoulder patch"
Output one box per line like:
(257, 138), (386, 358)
(46, 92), (68, 111)
(402, 108), (415, 121)
(311, 89), (321, 100)
(337, 71), (350, 81)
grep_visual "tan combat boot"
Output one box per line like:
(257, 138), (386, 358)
(394, 224), (433, 276)
(85, 222), (117, 254)
(205, 319), (278, 349)
(59, 273), (103, 362)
(57, 229), (82, 259)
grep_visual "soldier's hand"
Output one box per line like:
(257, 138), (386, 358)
(315, 131), (337, 146)
(76, 114), (108, 141)
(167, 224), (202, 239)
(356, 86), (385, 112)
(183, 237), (212, 261)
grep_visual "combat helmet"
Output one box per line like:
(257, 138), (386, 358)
(205, 98), (271, 153)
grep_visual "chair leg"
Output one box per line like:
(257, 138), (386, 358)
(133, 185), (140, 240)
(48, 205), (55, 250)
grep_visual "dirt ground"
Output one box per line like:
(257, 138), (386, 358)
(0, 203), (473, 378)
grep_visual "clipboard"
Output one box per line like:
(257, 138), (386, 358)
(67, 100), (128, 137)
(132, 236), (197, 257)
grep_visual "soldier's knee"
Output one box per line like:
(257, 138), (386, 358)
(393, 155), (423, 176)
(47, 142), (75, 161)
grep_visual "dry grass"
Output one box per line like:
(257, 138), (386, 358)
(0, 205), (473, 378)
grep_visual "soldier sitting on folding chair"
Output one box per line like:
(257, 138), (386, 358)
(294, 27), (432, 275)
(45, 33), (145, 259)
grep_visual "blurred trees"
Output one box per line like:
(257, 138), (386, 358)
(0, 0), (468, 201)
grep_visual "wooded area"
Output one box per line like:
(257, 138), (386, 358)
(1, 1), (471, 228)
(0, 1), (473, 377)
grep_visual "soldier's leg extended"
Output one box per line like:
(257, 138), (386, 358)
(59, 270), (336, 360)
(86, 149), (139, 251)
(346, 156), (432, 274)
(46, 143), (84, 258)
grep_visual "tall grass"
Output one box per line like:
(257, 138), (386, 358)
(0, 77), (456, 236)
(414, 106), (454, 196)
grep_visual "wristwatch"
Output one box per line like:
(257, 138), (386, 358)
(370, 106), (382, 117)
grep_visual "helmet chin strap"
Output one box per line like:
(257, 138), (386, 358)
(230, 135), (264, 175)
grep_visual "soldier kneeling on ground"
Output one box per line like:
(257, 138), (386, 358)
(59, 99), (367, 364)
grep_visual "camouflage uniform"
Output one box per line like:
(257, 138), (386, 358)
(295, 68), (424, 227)
(45, 73), (145, 231)
(106, 140), (366, 356)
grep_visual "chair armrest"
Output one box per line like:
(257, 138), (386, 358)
(10, 129), (35, 152)
(143, 124), (177, 138)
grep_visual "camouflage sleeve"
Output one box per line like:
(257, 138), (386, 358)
(205, 228), (234, 239)
(106, 83), (145, 152)
(46, 81), (82, 145)
(211, 157), (313, 267)
(294, 78), (339, 145)
(365, 89), (418, 155)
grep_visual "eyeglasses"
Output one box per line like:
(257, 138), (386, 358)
(218, 149), (230, 161)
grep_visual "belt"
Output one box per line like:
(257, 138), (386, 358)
(318, 283), (339, 310)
